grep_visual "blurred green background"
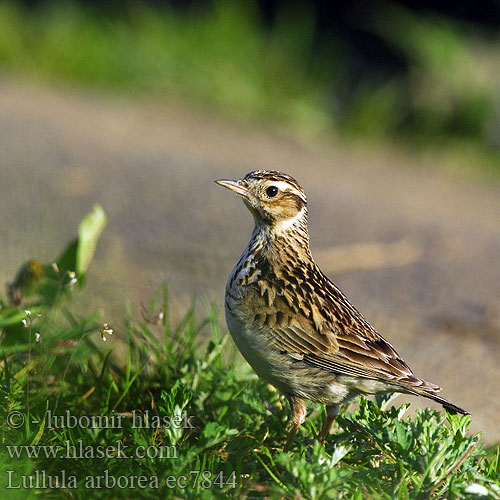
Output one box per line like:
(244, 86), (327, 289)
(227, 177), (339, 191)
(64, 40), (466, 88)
(1, 0), (499, 169)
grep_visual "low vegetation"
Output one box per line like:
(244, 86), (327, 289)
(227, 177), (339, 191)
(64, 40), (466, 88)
(1, 210), (499, 499)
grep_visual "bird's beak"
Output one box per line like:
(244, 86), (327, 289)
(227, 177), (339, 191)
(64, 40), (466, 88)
(214, 178), (249, 197)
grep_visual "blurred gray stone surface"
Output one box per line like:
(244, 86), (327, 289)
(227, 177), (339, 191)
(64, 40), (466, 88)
(1, 78), (499, 441)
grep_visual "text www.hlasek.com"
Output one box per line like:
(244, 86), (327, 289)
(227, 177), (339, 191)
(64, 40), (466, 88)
(6, 440), (177, 460)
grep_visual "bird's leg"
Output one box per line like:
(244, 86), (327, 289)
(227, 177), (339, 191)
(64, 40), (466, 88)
(283, 396), (306, 452)
(318, 404), (339, 443)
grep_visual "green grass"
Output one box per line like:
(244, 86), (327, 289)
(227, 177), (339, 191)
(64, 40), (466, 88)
(0, 0), (332, 135)
(1, 209), (500, 498)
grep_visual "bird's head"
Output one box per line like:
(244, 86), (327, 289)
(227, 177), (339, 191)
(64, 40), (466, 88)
(215, 170), (307, 231)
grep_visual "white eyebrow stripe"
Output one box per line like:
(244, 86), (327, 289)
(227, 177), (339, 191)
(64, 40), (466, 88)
(264, 180), (303, 198)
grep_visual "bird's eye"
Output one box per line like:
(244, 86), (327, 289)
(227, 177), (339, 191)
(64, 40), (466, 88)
(266, 186), (279, 197)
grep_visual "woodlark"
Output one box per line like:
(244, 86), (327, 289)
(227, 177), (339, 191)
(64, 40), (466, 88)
(215, 170), (468, 451)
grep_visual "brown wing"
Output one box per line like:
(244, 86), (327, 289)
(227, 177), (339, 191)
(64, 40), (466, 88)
(267, 297), (472, 413)
(266, 269), (441, 392)
(271, 317), (436, 389)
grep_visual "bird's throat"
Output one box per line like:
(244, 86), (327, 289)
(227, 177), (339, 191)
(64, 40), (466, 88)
(250, 216), (312, 268)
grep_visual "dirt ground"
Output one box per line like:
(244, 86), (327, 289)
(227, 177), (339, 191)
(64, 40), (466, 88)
(1, 77), (499, 442)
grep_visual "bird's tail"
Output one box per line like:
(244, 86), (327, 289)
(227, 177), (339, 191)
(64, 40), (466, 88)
(405, 384), (470, 415)
(397, 375), (470, 415)
(420, 390), (470, 415)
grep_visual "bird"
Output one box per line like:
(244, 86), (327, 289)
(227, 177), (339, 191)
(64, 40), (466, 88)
(215, 170), (469, 451)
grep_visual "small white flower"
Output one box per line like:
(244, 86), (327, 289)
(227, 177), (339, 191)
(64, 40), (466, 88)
(102, 323), (113, 335)
(24, 309), (31, 316)
(35, 333), (41, 342)
(100, 323), (113, 342)
(67, 271), (77, 285)
(52, 263), (59, 273)
(22, 319), (28, 327)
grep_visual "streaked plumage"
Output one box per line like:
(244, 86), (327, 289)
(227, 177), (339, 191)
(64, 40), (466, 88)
(216, 170), (468, 450)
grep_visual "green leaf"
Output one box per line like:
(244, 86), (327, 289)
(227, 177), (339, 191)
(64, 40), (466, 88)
(76, 204), (107, 275)
(30, 401), (48, 445)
